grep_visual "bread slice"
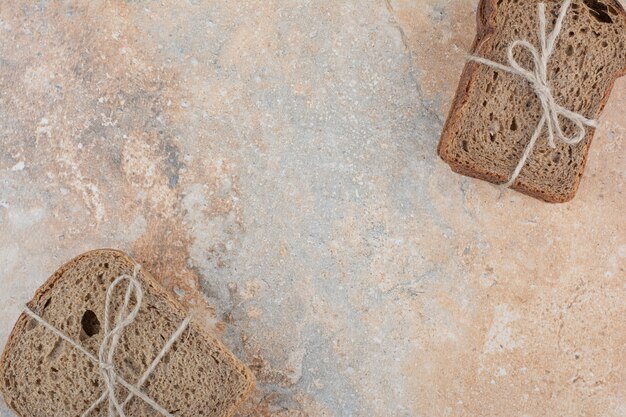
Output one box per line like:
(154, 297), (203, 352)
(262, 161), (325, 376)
(0, 249), (254, 417)
(438, 0), (626, 202)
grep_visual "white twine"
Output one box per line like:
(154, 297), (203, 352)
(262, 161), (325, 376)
(468, 0), (598, 188)
(23, 264), (192, 417)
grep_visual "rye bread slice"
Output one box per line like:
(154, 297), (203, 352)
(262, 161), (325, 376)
(438, 0), (626, 202)
(0, 249), (254, 417)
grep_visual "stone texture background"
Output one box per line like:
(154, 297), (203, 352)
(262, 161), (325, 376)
(1, 0), (625, 416)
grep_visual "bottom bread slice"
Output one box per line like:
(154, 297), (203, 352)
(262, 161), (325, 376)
(0, 249), (254, 417)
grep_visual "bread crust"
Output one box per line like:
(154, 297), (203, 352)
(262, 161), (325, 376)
(0, 249), (255, 417)
(438, 0), (626, 203)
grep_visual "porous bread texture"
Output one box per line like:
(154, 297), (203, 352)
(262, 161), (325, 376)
(0, 249), (255, 417)
(438, 0), (626, 202)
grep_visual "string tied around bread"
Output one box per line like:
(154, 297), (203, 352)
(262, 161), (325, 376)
(24, 264), (192, 417)
(468, 0), (598, 188)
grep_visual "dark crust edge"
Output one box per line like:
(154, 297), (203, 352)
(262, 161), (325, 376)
(437, 0), (626, 203)
(0, 249), (255, 417)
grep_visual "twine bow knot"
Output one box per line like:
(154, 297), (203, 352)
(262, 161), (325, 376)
(24, 264), (192, 417)
(94, 266), (145, 416)
(99, 362), (115, 372)
(468, 0), (598, 188)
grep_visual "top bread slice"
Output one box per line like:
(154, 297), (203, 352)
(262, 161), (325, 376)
(0, 249), (254, 417)
(438, 0), (626, 202)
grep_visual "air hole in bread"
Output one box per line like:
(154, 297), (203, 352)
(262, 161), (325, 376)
(26, 319), (37, 331)
(46, 338), (63, 362)
(81, 310), (100, 337)
(123, 358), (140, 375)
(584, 0), (614, 23)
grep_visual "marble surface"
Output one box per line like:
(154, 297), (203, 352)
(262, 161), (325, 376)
(1, 1), (625, 416)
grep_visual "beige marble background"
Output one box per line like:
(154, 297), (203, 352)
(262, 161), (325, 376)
(0, 0), (625, 416)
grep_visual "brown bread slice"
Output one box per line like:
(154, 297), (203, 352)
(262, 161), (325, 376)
(438, 0), (626, 202)
(0, 249), (254, 417)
